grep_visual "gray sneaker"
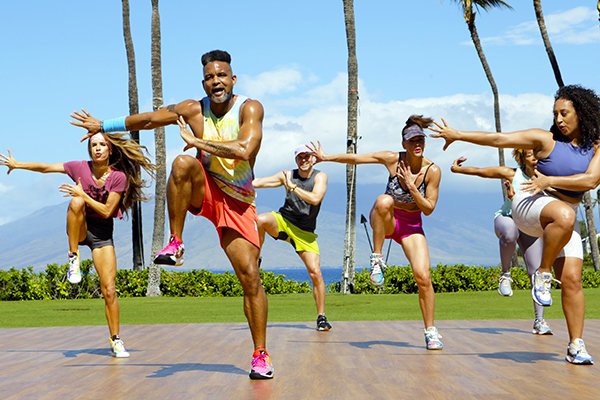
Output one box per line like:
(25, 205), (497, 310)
(498, 272), (513, 297)
(532, 318), (553, 335)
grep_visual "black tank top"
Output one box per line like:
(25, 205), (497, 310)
(279, 169), (322, 233)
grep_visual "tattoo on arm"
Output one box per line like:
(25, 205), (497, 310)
(203, 141), (237, 157)
(165, 104), (176, 113)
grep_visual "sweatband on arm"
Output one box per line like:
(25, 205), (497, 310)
(102, 116), (128, 132)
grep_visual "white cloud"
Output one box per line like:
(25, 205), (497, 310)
(252, 71), (557, 192)
(478, 6), (600, 46)
(237, 66), (308, 99)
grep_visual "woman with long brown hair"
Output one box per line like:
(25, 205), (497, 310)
(1, 132), (157, 358)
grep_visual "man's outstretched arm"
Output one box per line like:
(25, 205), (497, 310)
(70, 100), (201, 141)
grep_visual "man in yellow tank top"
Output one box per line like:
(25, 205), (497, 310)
(71, 50), (273, 379)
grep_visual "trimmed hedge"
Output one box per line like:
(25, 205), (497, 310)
(1, 261), (599, 300)
(0, 261), (311, 300)
(347, 264), (600, 294)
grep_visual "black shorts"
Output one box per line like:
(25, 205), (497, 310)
(78, 216), (114, 250)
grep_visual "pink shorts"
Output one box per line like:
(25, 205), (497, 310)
(385, 209), (424, 244)
(188, 159), (260, 249)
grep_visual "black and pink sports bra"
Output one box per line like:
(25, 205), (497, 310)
(384, 152), (433, 204)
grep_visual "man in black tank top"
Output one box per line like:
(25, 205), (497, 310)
(253, 145), (331, 331)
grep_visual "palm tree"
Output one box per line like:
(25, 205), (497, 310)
(342, 0), (359, 294)
(533, 0), (563, 87)
(121, 0), (144, 271)
(147, 0), (166, 297)
(533, 0), (600, 271)
(449, 1), (513, 202)
(449, 1), (513, 266)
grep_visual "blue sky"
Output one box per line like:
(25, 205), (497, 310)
(1, 0), (599, 228)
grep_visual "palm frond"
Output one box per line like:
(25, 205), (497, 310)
(471, 0), (513, 12)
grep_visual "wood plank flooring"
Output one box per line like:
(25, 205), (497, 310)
(1, 320), (599, 399)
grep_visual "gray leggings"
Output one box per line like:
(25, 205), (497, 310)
(494, 214), (545, 320)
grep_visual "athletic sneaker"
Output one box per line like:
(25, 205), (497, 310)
(110, 336), (130, 358)
(498, 272), (513, 297)
(531, 271), (559, 307)
(317, 314), (332, 331)
(532, 318), (553, 335)
(565, 338), (594, 365)
(153, 234), (185, 266)
(424, 326), (443, 350)
(249, 348), (274, 379)
(369, 253), (385, 287)
(67, 251), (82, 284)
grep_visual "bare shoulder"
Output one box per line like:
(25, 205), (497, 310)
(174, 99), (203, 118)
(424, 159), (441, 179)
(377, 150), (400, 165)
(315, 170), (328, 181)
(240, 98), (264, 119)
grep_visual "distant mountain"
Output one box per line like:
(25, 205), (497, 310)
(0, 183), (502, 272)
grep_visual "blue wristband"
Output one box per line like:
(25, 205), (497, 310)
(102, 116), (128, 132)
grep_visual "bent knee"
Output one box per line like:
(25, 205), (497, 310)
(170, 155), (201, 180)
(375, 194), (395, 210)
(69, 197), (86, 212)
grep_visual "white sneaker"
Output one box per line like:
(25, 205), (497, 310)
(110, 336), (130, 358)
(68, 251), (82, 284)
(424, 326), (443, 350)
(566, 338), (593, 365)
(532, 319), (553, 335)
(531, 271), (559, 306)
(369, 253), (385, 287)
(498, 272), (513, 297)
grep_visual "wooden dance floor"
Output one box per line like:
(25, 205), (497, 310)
(1, 320), (599, 399)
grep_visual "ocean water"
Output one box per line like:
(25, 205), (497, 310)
(263, 268), (360, 287)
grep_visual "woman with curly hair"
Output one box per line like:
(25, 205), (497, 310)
(431, 84), (600, 365)
(308, 115), (444, 350)
(0, 132), (157, 358)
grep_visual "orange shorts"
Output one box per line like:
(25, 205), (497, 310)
(188, 160), (260, 249)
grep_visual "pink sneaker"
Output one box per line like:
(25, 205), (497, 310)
(153, 234), (185, 266)
(249, 348), (274, 380)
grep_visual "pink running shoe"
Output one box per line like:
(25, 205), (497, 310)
(249, 348), (274, 379)
(153, 234), (185, 266)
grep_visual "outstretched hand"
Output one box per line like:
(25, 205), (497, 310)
(0, 149), (17, 175)
(177, 115), (197, 152)
(520, 170), (549, 196)
(306, 141), (326, 164)
(450, 156), (467, 173)
(59, 178), (85, 198)
(70, 109), (102, 142)
(428, 118), (459, 151)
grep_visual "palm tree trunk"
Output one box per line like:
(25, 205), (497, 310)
(468, 12), (517, 268)
(583, 192), (600, 271)
(467, 13), (506, 193)
(121, 0), (144, 271)
(533, 0), (564, 87)
(342, 0), (358, 294)
(147, 0), (165, 297)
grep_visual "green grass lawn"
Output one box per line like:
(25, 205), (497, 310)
(1, 288), (599, 329)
